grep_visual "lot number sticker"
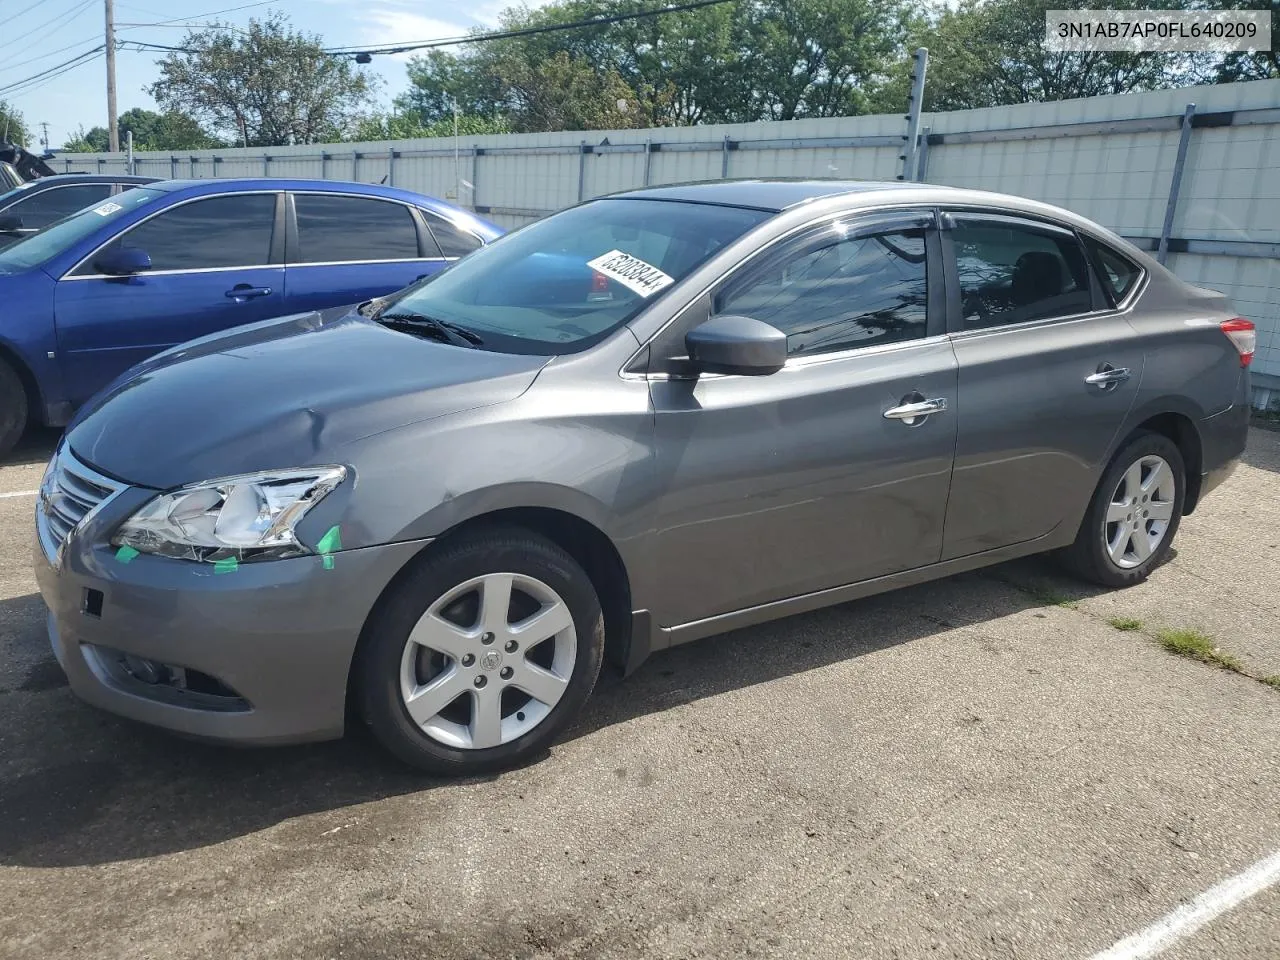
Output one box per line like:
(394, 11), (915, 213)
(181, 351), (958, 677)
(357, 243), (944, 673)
(92, 201), (122, 216)
(586, 249), (675, 297)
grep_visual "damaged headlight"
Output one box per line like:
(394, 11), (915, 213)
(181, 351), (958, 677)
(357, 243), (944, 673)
(111, 467), (346, 563)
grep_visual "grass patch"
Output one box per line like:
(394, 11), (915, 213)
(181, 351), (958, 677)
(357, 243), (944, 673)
(1108, 617), (1143, 632)
(1263, 675), (1280, 691)
(1156, 627), (1243, 672)
(1023, 585), (1079, 609)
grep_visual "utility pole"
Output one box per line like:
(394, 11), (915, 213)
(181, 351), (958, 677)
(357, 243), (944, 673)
(898, 47), (928, 182)
(105, 0), (119, 152)
(39, 122), (50, 153)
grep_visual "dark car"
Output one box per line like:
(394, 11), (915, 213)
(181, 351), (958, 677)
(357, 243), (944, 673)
(0, 177), (502, 455)
(35, 180), (1252, 775)
(0, 174), (160, 249)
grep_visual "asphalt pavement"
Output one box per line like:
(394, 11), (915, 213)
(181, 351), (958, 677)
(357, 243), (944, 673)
(1, 427), (1277, 960)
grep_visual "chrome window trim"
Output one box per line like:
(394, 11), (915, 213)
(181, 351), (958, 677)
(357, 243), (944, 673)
(620, 200), (942, 379)
(63, 263), (283, 282)
(60, 189), (282, 280)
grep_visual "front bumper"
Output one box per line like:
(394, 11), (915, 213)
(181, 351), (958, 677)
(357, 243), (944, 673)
(35, 484), (428, 745)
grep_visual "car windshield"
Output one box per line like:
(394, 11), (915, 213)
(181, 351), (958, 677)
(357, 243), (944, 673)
(379, 197), (772, 355)
(0, 186), (165, 273)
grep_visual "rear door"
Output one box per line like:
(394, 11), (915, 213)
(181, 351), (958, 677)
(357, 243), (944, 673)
(939, 211), (1146, 560)
(647, 211), (958, 626)
(54, 191), (284, 406)
(283, 192), (448, 313)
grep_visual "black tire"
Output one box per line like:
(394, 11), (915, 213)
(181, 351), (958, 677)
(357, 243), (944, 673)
(1061, 430), (1185, 588)
(0, 360), (27, 461)
(356, 527), (605, 775)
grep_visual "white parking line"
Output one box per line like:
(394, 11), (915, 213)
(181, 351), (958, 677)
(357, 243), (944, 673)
(0, 490), (38, 499)
(1091, 848), (1280, 960)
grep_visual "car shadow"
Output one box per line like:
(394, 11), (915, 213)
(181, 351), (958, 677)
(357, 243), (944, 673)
(1, 426), (60, 468)
(0, 556), (1103, 869)
(1242, 424), (1280, 475)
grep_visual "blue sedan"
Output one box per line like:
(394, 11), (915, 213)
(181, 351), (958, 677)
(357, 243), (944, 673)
(0, 178), (502, 455)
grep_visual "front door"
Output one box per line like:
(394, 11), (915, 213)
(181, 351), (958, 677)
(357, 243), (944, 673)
(940, 212), (1145, 560)
(647, 213), (958, 627)
(54, 192), (284, 406)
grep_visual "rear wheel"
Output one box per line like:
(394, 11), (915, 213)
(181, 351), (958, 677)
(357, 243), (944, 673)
(1061, 431), (1185, 588)
(0, 360), (28, 461)
(357, 528), (605, 775)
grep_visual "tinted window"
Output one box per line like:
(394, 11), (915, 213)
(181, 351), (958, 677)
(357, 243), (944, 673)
(382, 198), (770, 355)
(1084, 236), (1141, 305)
(0, 187), (164, 274)
(294, 194), (419, 263)
(9, 184), (112, 228)
(952, 220), (1092, 330)
(101, 194), (275, 272)
(424, 212), (482, 258)
(717, 226), (929, 357)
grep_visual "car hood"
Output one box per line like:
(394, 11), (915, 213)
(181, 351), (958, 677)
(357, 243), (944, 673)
(67, 309), (550, 489)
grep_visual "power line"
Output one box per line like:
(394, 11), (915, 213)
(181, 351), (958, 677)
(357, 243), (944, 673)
(0, 0), (98, 56)
(117, 0), (279, 28)
(0, 46), (105, 98)
(0, 35), (101, 76)
(324, 0), (736, 56)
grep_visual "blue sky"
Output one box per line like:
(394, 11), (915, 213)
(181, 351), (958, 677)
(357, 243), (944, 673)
(0, 0), (551, 149)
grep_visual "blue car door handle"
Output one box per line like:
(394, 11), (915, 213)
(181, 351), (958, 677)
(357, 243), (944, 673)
(225, 284), (273, 301)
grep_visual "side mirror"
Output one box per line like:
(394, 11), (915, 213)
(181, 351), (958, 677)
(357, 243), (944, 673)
(0, 215), (23, 233)
(685, 315), (787, 376)
(94, 246), (152, 277)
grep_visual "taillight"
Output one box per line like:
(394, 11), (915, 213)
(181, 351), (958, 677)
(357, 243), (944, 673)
(1221, 318), (1256, 367)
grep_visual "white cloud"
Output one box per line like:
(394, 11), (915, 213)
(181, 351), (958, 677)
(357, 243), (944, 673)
(353, 0), (552, 61)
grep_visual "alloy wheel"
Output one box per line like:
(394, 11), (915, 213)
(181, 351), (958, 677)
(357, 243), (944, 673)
(1102, 454), (1176, 569)
(399, 572), (577, 750)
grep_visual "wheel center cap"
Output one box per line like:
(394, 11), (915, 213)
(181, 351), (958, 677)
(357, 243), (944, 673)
(479, 650), (503, 672)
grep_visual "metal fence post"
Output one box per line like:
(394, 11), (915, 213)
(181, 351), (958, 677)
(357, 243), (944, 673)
(578, 140), (588, 202)
(170, 155), (177, 179)
(643, 137), (652, 185)
(1158, 103), (1196, 265)
(900, 47), (929, 180)
(721, 135), (731, 177)
(471, 146), (480, 210)
(387, 149), (395, 186)
(320, 151), (328, 180)
(351, 150), (359, 181)
(915, 126), (932, 182)
(263, 154), (270, 176)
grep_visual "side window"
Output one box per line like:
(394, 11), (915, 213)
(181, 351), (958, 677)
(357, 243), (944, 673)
(1083, 235), (1141, 306)
(294, 194), (420, 263)
(94, 194), (275, 272)
(423, 211), (482, 258)
(11, 184), (112, 228)
(951, 219), (1092, 330)
(715, 226), (929, 357)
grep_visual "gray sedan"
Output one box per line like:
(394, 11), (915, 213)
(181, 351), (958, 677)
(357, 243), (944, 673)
(34, 180), (1252, 774)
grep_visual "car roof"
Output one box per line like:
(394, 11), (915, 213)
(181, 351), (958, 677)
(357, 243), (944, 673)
(155, 177), (447, 206)
(21, 173), (159, 188)
(608, 179), (963, 212)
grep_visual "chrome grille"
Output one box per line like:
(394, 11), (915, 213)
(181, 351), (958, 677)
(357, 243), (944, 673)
(36, 447), (125, 561)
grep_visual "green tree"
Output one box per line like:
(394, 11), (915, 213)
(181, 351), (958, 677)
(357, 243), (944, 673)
(148, 12), (377, 146)
(895, 0), (1199, 112)
(1213, 0), (1278, 81)
(62, 110), (223, 152)
(351, 111), (510, 141)
(0, 100), (29, 146)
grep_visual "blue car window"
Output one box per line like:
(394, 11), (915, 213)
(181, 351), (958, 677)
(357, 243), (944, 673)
(421, 211), (481, 258)
(6, 183), (112, 229)
(294, 194), (419, 263)
(92, 193), (276, 272)
(0, 187), (164, 273)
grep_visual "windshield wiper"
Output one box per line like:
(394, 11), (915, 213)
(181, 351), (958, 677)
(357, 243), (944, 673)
(376, 311), (483, 348)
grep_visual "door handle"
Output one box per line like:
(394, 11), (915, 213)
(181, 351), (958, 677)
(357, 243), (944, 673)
(225, 285), (272, 301)
(1085, 365), (1130, 387)
(884, 397), (948, 424)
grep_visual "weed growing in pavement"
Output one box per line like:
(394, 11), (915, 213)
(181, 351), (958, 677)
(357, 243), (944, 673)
(1155, 627), (1244, 673)
(1024, 585), (1079, 609)
(1262, 675), (1280, 691)
(1108, 617), (1143, 631)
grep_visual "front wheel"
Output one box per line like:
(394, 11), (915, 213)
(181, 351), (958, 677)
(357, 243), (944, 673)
(357, 528), (605, 775)
(1061, 431), (1185, 588)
